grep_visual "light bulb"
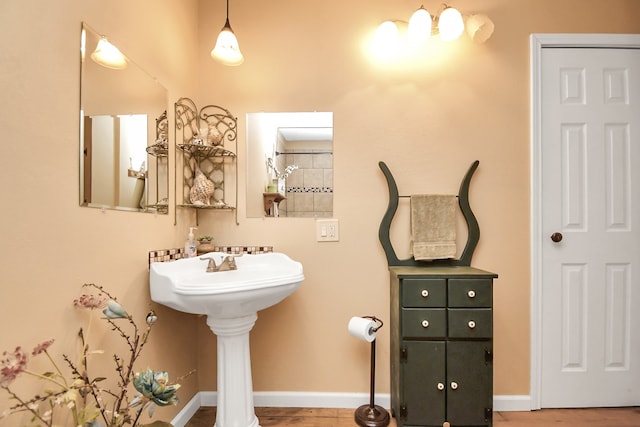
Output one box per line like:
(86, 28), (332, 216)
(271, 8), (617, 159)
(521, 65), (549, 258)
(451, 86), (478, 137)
(438, 7), (464, 42)
(91, 37), (128, 69)
(408, 7), (432, 44)
(370, 21), (401, 61)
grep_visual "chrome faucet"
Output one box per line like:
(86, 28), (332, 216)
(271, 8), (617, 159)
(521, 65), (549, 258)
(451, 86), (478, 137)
(201, 254), (242, 272)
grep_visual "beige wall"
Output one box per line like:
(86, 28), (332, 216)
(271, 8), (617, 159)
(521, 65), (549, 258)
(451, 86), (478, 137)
(0, 0), (201, 423)
(1, 0), (640, 424)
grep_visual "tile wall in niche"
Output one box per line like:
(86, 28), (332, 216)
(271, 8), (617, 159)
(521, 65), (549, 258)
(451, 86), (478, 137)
(276, 150), (332, 217)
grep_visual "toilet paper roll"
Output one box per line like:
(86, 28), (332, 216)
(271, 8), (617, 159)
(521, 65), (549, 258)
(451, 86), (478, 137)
(348, 316), (377, 342)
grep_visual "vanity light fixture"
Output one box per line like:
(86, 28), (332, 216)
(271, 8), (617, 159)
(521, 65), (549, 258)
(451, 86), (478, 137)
(91, 36), (128, 70)
(376, 3), (494, 47)
(211, 0), (244, 66)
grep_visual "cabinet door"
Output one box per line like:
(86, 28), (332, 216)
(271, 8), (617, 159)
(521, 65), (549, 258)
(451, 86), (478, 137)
(402, 340), (446, 426)
(446, 341), (493, 426)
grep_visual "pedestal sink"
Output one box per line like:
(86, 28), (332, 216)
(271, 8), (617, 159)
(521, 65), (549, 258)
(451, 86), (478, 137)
(149, 252), (304, 427)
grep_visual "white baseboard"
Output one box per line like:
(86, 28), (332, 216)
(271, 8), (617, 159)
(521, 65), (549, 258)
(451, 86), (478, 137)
(171, 392), (532, 426)
(494, 395), (531, 412)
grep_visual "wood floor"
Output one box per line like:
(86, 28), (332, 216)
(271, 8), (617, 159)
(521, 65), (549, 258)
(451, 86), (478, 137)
(185, 406), (640, 427)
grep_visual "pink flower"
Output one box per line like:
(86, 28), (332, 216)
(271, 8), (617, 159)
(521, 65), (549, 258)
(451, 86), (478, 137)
(32, 339), (54, 356)
(74, 293), (108, 310)
(0, 346), (28, 386)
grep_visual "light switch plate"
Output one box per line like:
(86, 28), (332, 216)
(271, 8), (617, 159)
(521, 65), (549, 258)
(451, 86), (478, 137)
(316, 219), (339, 242)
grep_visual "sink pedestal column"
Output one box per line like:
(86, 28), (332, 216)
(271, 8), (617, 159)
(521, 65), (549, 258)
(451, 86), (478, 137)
(207, 314), (260, 427)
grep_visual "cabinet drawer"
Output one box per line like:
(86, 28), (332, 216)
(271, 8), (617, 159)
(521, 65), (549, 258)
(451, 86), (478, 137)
(448, 278), (492, 308)
(402, 278), (446, 307)
(448, 309), (492, 338)
(402, 308), (447, 338)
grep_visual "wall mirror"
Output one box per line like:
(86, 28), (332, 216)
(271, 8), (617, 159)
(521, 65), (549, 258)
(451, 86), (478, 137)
(246, 112), (333, 218)
(79, 23), (169, 213)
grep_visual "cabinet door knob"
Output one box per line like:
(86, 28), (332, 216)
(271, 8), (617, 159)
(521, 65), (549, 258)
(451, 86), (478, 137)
(450, 382), (458, 390)
(421, 289), (429, 298)
(468, 320), (476, 329)
(437, 382), (445, 391)
(551, 232), (563, 242)
(421, 320), (430, 328)
(467, 290), (476, 298)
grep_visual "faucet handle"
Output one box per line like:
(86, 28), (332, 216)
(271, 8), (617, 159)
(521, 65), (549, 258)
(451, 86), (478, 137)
(200, 257), (217, 272)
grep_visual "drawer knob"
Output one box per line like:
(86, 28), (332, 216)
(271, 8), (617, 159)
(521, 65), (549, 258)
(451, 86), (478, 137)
(468, 320), (476, 329)
(421, 289), (429, 298)
(467, 290), (476, 298)
(421, 320), (430, 328)
(450, 381), (458, 390)
(437, 382), (445, 391)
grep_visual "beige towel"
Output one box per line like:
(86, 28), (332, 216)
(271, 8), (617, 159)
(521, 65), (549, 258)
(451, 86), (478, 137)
(410, 194), (457, 260)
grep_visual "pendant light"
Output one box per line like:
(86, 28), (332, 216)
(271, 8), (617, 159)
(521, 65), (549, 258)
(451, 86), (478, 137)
(211, 0), (244, 66)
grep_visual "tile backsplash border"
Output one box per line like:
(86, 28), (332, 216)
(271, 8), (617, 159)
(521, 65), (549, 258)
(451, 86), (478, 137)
(148, 245), (274, 267)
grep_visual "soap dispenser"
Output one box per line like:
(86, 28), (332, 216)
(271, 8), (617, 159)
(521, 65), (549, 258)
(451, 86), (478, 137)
(184, 227), (197, 258)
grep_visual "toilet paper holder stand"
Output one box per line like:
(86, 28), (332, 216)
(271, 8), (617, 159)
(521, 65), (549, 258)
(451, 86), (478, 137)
(355, 316), (390, 427)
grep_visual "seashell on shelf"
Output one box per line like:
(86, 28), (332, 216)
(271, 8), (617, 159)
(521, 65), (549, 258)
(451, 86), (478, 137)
(190, 166), (215, 205)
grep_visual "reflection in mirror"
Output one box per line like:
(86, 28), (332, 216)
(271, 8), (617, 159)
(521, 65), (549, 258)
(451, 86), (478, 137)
(80, 23), (169, 213)
(246, 112), (333, 218)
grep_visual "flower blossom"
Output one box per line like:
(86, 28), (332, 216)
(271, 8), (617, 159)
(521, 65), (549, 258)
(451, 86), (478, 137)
(0, 346), (28, 386)
(132, 369), (180, 415)
(102, 300), (128, 319)
(74, 293), (108, 310)
(32, 339), (54, 356)
(146, 310), (158, 326)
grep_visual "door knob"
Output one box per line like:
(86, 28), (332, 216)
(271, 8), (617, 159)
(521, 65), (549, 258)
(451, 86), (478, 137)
(550, 232), (563, 242)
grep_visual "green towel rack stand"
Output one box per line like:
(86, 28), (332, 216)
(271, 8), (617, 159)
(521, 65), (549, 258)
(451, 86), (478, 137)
(378, 160), (480, 267)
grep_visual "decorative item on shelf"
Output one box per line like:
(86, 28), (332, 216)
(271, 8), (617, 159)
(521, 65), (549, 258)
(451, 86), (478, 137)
(146, 110), (169, 157)
(207, 125), (224, 146)
(0, 283), (192, 427)
(189, 160), (215, 206)
(197, 235), (215, 255)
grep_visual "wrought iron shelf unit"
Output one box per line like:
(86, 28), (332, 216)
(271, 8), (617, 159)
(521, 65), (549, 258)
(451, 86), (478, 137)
(174, 97), (238, 225)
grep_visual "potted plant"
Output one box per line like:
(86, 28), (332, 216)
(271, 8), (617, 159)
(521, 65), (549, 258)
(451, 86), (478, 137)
(196, 236), (214, 255)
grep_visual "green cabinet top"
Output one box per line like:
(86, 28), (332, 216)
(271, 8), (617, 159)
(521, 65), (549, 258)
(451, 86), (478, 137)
(390, 266), (498, 279)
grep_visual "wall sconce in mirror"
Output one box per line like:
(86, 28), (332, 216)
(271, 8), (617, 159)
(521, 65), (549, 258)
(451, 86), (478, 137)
(211, 0), (244, 66)
(90, 36), (128, 70)
(372, 4), (494, 57)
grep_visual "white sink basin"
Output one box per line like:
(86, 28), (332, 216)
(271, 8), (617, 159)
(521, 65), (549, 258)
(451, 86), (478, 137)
(150, 252), (304, 318)
(149, 251), (304, 427)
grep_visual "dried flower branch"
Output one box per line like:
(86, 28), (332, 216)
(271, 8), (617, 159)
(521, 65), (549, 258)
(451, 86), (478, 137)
(0, 283), (188, 427)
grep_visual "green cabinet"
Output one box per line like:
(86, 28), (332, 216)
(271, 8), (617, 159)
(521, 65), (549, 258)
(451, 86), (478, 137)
(390, 267), (497, 427)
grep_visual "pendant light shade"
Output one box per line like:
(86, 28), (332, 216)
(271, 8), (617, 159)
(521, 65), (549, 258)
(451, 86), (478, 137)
(91, 37), (128, 69)
(211, 0), (244, 66)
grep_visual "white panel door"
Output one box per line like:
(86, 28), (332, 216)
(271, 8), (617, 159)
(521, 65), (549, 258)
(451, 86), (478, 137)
(541, 47), (640, 407)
